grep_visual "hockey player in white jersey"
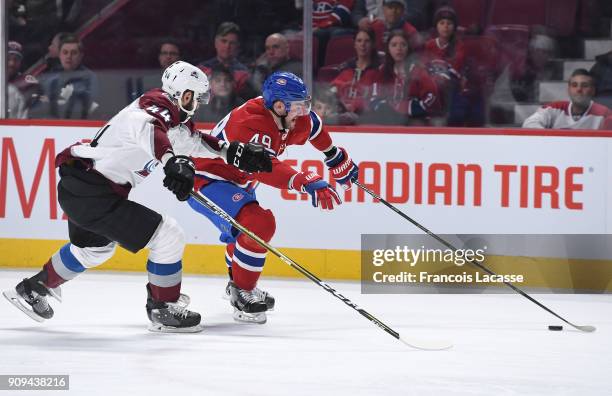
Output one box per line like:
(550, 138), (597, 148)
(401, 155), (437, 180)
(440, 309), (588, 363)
(2, 61), (272, 332)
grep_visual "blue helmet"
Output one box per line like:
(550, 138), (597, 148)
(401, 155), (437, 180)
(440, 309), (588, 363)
(262, 71), (310, 113)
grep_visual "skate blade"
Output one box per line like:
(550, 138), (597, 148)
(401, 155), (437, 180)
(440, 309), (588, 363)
(147, 322), (204, 333)
(2, 289), (45, 323)
(233, 309), (267, 324)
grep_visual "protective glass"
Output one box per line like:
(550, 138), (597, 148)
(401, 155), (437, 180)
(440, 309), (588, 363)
(196, 91), (211, 105)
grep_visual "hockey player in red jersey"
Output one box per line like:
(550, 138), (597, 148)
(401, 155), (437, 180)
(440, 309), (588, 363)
(188, 71), (359, 323)
(2, 61), (272, 332)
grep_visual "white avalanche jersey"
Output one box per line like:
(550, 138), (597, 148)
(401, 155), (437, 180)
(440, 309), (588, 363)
(522, 100), (612, 130)
(64, 89), (225, 188)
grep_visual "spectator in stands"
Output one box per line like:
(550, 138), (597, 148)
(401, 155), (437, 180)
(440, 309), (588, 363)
(158, 40), (181, 69)
(423, 6), (465, 74)
(127, 39), (182, 102)
(352, 0), (428, 30)
(330, 28), (380, 115)
(423, 5), (467, 125)
(369, 0), (419, 52)
(199, 22), (250, 98)
(590, 50), (612, 109)
(199, 65), (245, 123)
(7, 40), (43, 118)
(41, 34), (98, 119)
(522, 69), (612, 129)
(313, 86), (358, 125)
(250, 33), (302, 93)
(367, 30), (441, 125)
(313, 0), (355, 68)
(314, 0), (354, 30)
(512, 32), (557, 102)
(7, 41), (27, 119)
(45, 32), (70, 72)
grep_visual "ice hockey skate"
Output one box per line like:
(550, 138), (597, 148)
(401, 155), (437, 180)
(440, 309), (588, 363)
(3, 275), (60, 323)
(228, 281), (268, 324)
(146, 285), (203, 333)
(224, 281), (275, 311)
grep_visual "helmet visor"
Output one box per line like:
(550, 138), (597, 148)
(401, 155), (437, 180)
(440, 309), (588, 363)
(287, 97), (312, 117)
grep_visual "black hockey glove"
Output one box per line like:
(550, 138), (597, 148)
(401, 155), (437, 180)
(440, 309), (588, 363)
(163, 155), (195, 201)
(226, 141), (273, 173)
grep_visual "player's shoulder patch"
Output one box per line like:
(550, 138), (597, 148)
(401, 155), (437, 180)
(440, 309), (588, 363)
(308, 111), (323, 140)
(139, 88), (180, 128)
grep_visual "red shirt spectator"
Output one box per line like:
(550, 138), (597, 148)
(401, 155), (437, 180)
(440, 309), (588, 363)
(330, 29), (380, 113)
(371, 30), (441, 118)
(424, 39), (465, 75)
(370, 0), (419, 51)
(423, 6), (465, 74)
(313, 0), (354, 29)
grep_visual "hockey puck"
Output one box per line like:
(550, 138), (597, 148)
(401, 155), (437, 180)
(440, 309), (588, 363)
(548, 325), (563, 331)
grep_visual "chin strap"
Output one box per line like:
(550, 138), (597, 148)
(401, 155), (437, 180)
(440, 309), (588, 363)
(179, 109), (191, 123)
(270, 107), (289, 132)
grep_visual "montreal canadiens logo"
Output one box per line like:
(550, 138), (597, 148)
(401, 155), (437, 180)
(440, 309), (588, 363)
(232, 193), (244, 202)
(135, 159), (159, 178)
(276, 78), (287, 86)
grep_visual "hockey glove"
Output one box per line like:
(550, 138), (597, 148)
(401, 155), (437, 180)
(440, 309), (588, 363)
(163, 155), (195, 201)
(325, 147), (359, 190)
(292, 172), (341, 210)
(226, 141), (273, 173)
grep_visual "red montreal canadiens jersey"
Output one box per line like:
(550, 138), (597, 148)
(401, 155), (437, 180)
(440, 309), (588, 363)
(193, 97), (333, 190)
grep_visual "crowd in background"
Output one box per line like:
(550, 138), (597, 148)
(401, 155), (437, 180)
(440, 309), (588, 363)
(5, 0), (612, 129)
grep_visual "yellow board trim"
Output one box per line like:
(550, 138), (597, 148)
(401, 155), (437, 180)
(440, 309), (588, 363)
(0, 238), (611, 292)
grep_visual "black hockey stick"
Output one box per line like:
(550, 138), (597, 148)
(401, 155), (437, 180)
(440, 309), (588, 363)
(353, 179), (596, 333)
(189, 190), (452, 350)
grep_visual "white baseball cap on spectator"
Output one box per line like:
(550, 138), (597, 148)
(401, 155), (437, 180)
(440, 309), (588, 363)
(8, 41), (23, 59)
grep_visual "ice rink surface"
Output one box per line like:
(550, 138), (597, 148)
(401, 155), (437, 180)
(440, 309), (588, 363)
(0, 269), (609, 396)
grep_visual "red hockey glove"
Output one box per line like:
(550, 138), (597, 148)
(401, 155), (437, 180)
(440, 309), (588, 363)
(324, 147), (359, 190)
(291, 172), (341, 210)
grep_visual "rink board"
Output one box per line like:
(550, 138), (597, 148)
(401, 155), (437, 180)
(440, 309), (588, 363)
(0, 121), (611, 291)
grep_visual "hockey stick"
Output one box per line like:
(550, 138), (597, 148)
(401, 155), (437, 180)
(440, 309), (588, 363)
(189, 190), (452, 351)
(353, 179), (596, 333)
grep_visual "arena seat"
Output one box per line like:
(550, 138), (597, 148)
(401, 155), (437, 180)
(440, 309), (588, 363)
(324, 34), (355, 66)
(450, 0), (489, 31)
(287, 34), (318, 66)
(487, 0), (547, 27)
(546, 0), (578, 36)
(484, 24), (530, 79)
(316, 65), (342, 83)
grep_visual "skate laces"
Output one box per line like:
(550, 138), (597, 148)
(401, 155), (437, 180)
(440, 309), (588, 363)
(167, 302), (189, 319)
(253, 287), (267, 302)
(239, 289), (259, 304)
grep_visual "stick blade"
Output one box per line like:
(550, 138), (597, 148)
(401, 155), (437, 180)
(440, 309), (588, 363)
(399, 334), (453, 351)
(573, 325), (596, 332)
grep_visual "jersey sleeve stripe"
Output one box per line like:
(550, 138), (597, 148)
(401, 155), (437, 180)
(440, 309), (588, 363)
(309, 111), (323, 140)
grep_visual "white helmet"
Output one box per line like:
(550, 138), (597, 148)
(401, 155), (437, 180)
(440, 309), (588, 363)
(161, 61), (210, 120)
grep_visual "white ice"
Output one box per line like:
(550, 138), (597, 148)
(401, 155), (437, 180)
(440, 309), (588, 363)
(0, 269), (609, 396)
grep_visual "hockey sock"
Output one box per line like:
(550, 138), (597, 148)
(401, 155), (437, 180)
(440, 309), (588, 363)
(230, 204), (275, 291)
(225, 243), (235, 279)
(146, 260), (182, 302)
(42, 243), (86, 288)
(231, 238), (266, 291)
